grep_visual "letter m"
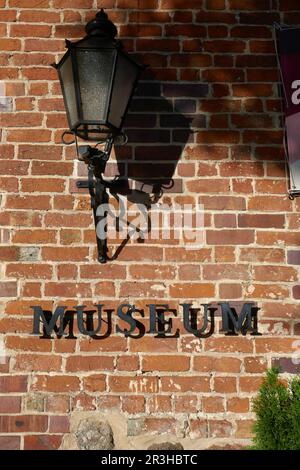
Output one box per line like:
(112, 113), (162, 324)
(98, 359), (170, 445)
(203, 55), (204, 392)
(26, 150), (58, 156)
(31, 306), (68, 337)
(219, 302), (260, 336)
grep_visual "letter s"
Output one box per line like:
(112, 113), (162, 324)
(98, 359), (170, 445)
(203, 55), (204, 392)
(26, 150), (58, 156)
(116, 304), (145, 338)
(291, 80), (300, 105)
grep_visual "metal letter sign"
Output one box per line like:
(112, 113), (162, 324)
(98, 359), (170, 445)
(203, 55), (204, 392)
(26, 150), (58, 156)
(275, 24), (300, 198)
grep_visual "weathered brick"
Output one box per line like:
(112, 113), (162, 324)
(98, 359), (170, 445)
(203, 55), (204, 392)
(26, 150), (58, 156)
(0, 0), (298, 445)
(24, 435), (62, 450)
(0, 397), (21, 414)
(0, 415), (48, 433)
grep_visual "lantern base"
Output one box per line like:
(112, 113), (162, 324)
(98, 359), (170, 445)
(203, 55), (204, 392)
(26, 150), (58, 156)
(75, 125), (116, 143)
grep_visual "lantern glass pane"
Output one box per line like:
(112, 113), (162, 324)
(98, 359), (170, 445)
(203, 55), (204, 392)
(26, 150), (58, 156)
(59, 53), (78, 130)
(109, 53), (140, 130)
(76, 48), (115, 123)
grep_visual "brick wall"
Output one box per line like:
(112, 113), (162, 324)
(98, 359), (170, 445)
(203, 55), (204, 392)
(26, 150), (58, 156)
(0, 0), (300, 450)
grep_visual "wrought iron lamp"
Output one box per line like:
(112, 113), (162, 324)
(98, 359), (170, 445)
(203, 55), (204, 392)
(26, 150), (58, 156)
(54, 9), (144, 263)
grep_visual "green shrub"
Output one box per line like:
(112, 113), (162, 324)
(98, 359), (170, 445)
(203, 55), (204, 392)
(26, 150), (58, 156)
(252, 368), (300, 450)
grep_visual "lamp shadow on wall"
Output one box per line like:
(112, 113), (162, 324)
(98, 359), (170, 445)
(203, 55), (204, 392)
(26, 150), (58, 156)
(102, 69), (195, 261)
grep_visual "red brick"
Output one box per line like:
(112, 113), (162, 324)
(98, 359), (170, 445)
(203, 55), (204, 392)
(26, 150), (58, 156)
(57, 264), (78, 280)
(255, 338), (297, 354)
(206, 230), (254, 245)
(253, 266), (297, 282)
(0, 396), (21, 413)
(190, 419), (207, 438)
(24, 435), (62, 451)
(203, 264), (248, 280)
(0, 282), (17, 297)
(42, 247), (89, 261)
(21, 178), (66, 193)
(0, 415), (48, 433)
(142, 355), (190, 372)
(118, 0), (157, 7)
(227, 397), (249, 413)
(0, 177), (18, 193)
(205, 337), (253, 353)
(109, 376), (158, 393)
(235, 420), (255, 439)
(229, 0), (270, 9)
(165, 248), (211, 262)
(219, 283), (242, 299)
(45, 282), (92, 298)
(148, 396), (172, 413)
(83, 374), (106, 393)
(245, 284), (289, 300)
(214, 376), (237, 393)
(128, 265), (176, 280)
(31, 375), (80, 392)
(45, 213), (91, 228)
(49, 416), (70, 433)
(97, 396), (120, 411)
(6, 336), (51, 353)
(214, 214), (236, 228)
(22, 285), (42, 300)
(238, 214), (285, 228)
(72, 393), (97, 411)
(208, 419), (232, 438)
(170, 283), (215, 298)
(204, 39), (246, 53)
(6, 264), (52, 279)
(202, 397), (225, 413)
(144, 418), (176, 434)
(5, 300), (53, 316)
(13, 354), (62, 372)
(257, 231), (300, 246)
(187, 178), (230, 193)
(162, 0), (199, 6)
(294, 286), (300, 300)
(0, 436), (20, 450)
(0, 38), (21, 50)
(5, 195), (51, 210)
(117, 355), (139, 371)
(80, 337), (127, 353)
(122, 396), (145, 414)
(244, 357), (268, 373)
(194, 356), (241, 373)
(18, 145), (62, 160)
(137, 39), (180, 52)
(0, 375), (27, 393)
(0, 247), (19, 261)
(66, 356), (114, 372)
(239, 376), (264, 393)
(31, 161), (73, 176)
(46, 395), (70, 413)
(0, 161), (29, 175)
(161, 376), (210, 392)
(240, 248), (285, 263)
(7, 129), (51, 142)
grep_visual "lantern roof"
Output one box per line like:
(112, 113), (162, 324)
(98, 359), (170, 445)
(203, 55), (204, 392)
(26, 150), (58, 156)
(85, 9), (118, 39)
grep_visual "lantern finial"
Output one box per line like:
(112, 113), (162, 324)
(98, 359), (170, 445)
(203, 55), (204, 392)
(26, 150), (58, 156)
(85, 8), (118, 38)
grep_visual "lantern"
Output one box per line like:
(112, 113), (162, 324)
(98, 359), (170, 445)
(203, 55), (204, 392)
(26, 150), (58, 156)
(53, 9), (145, 264)
(55, 8), (144, 143)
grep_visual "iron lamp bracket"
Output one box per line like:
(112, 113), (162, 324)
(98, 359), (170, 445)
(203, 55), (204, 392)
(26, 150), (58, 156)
(75, 137), (114, 264)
